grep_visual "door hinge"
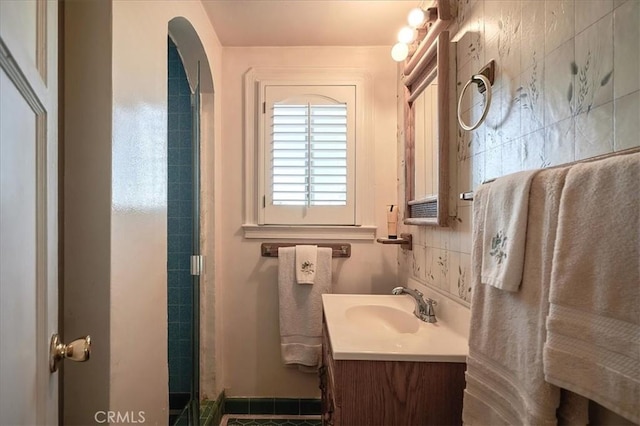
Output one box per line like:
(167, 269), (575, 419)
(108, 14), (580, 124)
(263, 195), (266, 208)
(263, 102), (266, 114)
(190, 255), (204, 276)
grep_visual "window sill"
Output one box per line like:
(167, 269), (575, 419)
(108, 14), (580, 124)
(242, 224), (377, 240)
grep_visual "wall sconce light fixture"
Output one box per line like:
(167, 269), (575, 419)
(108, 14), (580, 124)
(390, 3), (435, 62)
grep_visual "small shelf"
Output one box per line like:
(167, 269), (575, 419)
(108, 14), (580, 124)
(376, 233), (412, 250)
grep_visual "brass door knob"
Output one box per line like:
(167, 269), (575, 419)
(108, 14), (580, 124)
(49, 333), (91, 373)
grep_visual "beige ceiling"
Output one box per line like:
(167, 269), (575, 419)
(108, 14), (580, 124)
(201, 0), (420, 47)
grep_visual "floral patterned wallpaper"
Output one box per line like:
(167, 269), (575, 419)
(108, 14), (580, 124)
(397, 0), (639, 305)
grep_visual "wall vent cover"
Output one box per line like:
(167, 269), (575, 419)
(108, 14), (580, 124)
(409, 200), (438, 218)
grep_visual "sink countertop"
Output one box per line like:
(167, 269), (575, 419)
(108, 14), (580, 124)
(322, 294), (468, 362)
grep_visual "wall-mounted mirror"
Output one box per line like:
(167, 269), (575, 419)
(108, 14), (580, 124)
(411, 78), (440, 219)
(403, 27), (454, 227)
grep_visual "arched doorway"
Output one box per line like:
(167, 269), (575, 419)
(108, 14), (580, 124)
(167, 17), (215, 425)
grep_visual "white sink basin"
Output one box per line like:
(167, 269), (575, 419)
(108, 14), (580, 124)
(344, 304), (419, 334)
(322, 294), (468, 362)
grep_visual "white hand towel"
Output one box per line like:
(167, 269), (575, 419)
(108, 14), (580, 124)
(278, 246), (332, 371)
(481, 170), (539, 291)
(544, 152), (640, 424)
(296, 245), (318, 284)
(464, 168), (570, 425)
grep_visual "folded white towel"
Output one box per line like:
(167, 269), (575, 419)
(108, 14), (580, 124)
(278, 246), (332, 371)
(463, 168), (570, 425)
(296, 245), (318, 284)
(481, 170), (539, 291)
(544, 152), (640, 424)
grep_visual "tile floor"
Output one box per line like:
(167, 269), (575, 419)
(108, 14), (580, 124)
(172, 399), (222, 425)
(220, 414), (322, 426)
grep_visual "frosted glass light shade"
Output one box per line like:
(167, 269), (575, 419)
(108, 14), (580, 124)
(391, 42), (409, 62)
(397, 26), (416, 44)
(408, 8), (425, 28)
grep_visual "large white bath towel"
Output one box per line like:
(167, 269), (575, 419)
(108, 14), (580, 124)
(481, 170), (538, 291)
(544, 152), (640, 424)
(278, 246), (332, 371)
(464, 168), (572, 425)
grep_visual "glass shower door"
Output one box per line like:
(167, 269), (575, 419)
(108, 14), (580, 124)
(188, 64), (202, 425)
(168, 37), (203, 426)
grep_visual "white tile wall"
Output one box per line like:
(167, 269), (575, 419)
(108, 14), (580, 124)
(614, 91), (639, 152)
(544, 40), (574, 126)
(521, 0), (545, 70)
(575, 0), (613, 35)
(613, 0), (640, 98)
(398, 0), (640, 305)
(545, 0), (575, 54)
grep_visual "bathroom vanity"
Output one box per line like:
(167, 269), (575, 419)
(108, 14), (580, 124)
(320, 294), (468, 426)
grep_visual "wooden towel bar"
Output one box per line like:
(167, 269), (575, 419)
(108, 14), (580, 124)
(261, 243), (351, 258)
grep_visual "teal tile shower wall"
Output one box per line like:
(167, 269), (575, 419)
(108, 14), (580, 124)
(168, 37), (194, 395)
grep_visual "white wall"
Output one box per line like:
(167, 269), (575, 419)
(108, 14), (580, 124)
(64, 0), (406, 411)
(65, 0), (399, 413)
(64, 1), (223, 423)
(220, 46), (399, 397)
(110, 2), (222, 421)
(63, 1), (112, 423)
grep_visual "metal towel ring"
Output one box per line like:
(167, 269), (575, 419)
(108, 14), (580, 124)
(457, 73), (492, 131)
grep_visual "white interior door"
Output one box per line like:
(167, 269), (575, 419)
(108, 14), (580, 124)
(0, 0), (58, 424)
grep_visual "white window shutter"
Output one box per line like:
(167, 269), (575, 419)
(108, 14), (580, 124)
(263, 85), (356, 225)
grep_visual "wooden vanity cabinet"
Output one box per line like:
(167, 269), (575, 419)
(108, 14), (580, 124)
(320, 322), (466, 426)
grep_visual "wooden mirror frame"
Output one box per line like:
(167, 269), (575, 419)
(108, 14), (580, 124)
(403, 16), (453, 227)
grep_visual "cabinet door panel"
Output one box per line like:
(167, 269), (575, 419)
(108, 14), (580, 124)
(321, 322), (465, 425)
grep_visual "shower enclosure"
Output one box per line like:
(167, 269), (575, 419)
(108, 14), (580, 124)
(167, 36), (202, 425)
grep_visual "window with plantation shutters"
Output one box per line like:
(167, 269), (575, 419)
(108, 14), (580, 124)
(262, 85), (356, 225)
(271, 103), (347, 206)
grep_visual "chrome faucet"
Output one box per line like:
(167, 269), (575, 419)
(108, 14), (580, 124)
(392, 286), (437, 323)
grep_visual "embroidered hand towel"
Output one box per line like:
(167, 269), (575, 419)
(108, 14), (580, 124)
(463, 168), (570, 425)
(296, 245), (318, 284)
(481, 170), (538, 291)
